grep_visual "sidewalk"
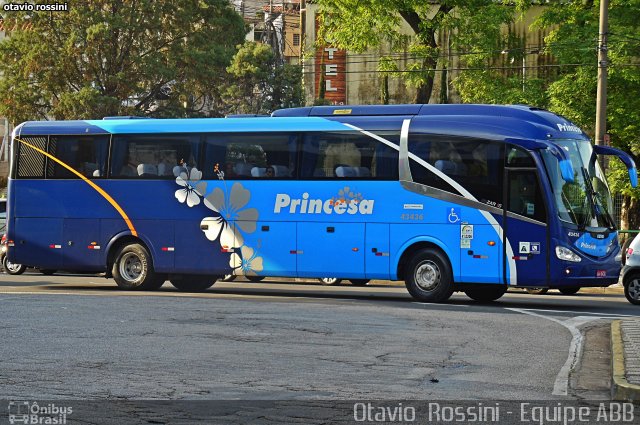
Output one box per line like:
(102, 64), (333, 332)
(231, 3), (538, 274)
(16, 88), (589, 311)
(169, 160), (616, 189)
(611, 319), (640, 400)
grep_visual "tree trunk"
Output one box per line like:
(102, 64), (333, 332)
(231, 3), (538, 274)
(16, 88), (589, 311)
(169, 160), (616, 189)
(620, 195), (640, 245)
(413, 56), (436, 104)
(380, 75), (389, 104)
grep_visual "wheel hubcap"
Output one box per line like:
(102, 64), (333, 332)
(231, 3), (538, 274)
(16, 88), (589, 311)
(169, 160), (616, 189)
(120, 252), (143, 283)
(629, 279), (640, 300)
(7, 262), (21, 273)
(415, 260), (440, 291)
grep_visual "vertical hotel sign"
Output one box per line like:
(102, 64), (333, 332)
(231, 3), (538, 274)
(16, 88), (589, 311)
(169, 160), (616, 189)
(315, 19), (347, 105)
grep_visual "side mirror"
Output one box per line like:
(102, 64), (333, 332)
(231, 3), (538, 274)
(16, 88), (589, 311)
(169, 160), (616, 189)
(593, 145), (638, 188)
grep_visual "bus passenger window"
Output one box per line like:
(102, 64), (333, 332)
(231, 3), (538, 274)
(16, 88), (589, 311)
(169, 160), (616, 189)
(300, 131), (398, 180)
(47, 136), (109, 179)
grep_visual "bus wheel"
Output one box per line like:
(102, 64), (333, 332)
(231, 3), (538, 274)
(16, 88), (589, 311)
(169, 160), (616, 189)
(558, 287), (580, 295)
(112, 243), (165, 290)
(319, 277), (341, 285)
(170, 276), (217, 292)
(246, 275), (265, 283)
(465, 285), (507, 302)
(405, 249), (453, 303)
(526, 288), (549, 295)
(3, 256), (26, 275)
(624, 275), (640, 305)
(349, 279), (370, 286)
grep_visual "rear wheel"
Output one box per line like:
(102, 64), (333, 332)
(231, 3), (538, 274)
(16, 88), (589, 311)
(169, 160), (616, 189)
(3, 256), (26, 275)
(526, 288), (549, 295)
(246, 275), (265, 283)
(112, 243), (165, 290)
(465, 285), (507, 302)
(623, 275), (640, 305)
(349, 279), (370, 286)
(558, 287), (580, 295)
(319, 277), (341, 285)
(404, 248), (453, 303)
(170, 275), (217, 292)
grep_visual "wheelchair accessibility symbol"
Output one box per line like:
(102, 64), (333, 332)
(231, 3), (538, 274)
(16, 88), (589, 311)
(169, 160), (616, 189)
(448, 208), (461, 224)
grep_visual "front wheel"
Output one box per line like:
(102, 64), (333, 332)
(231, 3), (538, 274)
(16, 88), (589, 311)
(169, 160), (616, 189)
(170, 276), (217, 292)
(112, 243), (165, 290)
(465, 285), (507, 302)
(558, 287), (580, 295)
(2, 256), (26, 275)
(319, 277), (341, 285)
(624, 275), (640, 305)
(404, 248), (453, 303)
(349, 279), (370, 286)
(526, 288), (549, 295)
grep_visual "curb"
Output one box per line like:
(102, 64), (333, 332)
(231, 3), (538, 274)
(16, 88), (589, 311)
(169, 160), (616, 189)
(611, 320), (640, 401)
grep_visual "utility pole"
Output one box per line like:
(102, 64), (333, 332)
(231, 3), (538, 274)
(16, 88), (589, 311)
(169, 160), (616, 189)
(595, 0), (609, 147)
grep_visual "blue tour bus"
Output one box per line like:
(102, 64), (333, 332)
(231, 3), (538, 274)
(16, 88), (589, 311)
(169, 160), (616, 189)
(6, 104), (637, 302)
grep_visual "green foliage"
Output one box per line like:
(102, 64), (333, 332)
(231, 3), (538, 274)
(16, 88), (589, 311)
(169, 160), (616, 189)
(456, 71), (549, 106)
(0, 0), (246, 122)
(316, 0), (527, 103)
(223, 42), (303, 115)
(536, 0), (640, 200)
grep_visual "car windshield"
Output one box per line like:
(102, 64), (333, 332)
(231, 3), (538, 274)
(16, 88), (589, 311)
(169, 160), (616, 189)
(541, 139), (615, 229)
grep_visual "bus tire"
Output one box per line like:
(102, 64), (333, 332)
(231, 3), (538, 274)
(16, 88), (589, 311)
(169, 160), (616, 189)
(246, 275), (265, 283)
(526, 288), (548, 295)
(558, 287), (580, 295)
(405, 248), (453, 303)
(3, 256), (26, 275)
(112, 243), (165, 290)
(623, 274), (640, 305)
(170, 276), (217, 292)
(465, 285), (507, 302)
(319, 277), (341, 285)
(349, 279), (370, 286)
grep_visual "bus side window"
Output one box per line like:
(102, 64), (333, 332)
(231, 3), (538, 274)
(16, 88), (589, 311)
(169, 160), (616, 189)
(300, 131), (398, 180)
(47, 136), (109, 179)
(15, 136), (47, 179)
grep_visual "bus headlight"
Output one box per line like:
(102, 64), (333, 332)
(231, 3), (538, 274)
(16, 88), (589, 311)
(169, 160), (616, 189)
(556, 246), (582, 262)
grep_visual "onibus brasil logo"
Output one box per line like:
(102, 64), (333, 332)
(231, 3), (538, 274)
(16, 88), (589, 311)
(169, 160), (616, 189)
(274, 188), (375, 215)
(8, 401), (73, 424)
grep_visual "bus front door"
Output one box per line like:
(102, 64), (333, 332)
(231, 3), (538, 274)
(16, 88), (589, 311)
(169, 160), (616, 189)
(504, 169), (549, 287)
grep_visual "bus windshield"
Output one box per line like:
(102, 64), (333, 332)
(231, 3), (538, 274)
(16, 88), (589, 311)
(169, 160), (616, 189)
(542, 139), (615, 230)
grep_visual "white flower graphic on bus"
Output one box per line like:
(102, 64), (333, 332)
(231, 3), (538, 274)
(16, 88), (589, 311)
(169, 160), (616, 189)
(173, 176), (263, 275)
(175, 168), (206, 207)
(230, 246), (264, 276)
(201, 182), (259, 248)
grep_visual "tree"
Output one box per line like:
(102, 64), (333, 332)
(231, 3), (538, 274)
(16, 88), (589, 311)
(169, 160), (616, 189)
(535, 0), (640, 230)
(223, 42), (303, 115)
(316, 0), (524, 103)
(0, 0), (246, 122)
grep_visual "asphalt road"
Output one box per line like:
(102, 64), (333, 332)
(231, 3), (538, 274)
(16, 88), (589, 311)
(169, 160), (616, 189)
(0, 272), (638, 422)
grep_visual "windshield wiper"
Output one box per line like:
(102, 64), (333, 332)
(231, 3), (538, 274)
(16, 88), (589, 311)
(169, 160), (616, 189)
(579, 167), (596, 231)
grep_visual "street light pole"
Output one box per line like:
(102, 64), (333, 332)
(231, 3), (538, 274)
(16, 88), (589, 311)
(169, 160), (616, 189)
(595, 0), (609, 147)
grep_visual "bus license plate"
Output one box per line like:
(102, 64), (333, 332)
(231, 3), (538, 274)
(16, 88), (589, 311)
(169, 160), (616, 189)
(596, 270), (607, 278)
